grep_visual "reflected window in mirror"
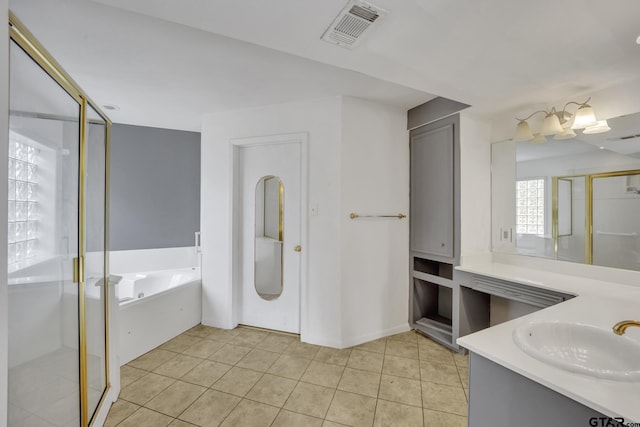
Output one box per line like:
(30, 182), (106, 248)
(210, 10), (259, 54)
(516, 178), (545, 236)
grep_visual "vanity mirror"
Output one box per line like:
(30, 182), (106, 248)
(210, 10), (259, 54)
(492, 111), (640, 271)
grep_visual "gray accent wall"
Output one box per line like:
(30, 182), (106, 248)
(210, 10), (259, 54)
(109, 124), (200, 250)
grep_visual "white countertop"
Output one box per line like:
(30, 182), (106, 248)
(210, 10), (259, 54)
(456, 260), (640, 423)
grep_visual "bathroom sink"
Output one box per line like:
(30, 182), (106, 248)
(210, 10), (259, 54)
(513, 321), (640, 382)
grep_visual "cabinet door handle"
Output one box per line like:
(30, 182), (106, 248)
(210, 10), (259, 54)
(294, 245), (302, 252)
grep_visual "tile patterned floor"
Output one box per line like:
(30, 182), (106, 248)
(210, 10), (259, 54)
(105, 326), (469, 427)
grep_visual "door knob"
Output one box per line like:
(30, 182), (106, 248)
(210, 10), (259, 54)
(294, 245), (302, 252)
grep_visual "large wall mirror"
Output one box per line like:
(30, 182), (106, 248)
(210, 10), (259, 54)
(254, 176), (284, 300)
(492, 111), (640, 272)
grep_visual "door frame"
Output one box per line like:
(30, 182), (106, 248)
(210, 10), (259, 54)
(230, 133), (308, 338)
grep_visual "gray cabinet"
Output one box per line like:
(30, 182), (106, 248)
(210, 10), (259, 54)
(468, 353), (623, 427)
(409, 114), (461, 350)
(410, 117), (457, 259)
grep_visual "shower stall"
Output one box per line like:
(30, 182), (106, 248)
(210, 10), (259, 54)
(7, 12), (113, 426)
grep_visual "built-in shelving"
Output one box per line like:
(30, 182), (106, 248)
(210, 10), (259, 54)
(411, 257), (456, 347)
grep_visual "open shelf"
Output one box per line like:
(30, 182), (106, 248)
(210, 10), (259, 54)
(414, 257), (453, 279)
(412, 277), (453, 342)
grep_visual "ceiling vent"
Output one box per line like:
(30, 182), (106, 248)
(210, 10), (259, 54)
(321, 0), (387, 49)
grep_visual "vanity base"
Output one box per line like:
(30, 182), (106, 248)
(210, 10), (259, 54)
(468, 353), (626, 427)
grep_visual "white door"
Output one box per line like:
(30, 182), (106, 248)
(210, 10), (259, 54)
(239, 141), (301, 333)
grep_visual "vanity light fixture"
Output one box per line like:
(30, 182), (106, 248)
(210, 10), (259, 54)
(513, 97), (609, 142)
(582, 119), (611, 134)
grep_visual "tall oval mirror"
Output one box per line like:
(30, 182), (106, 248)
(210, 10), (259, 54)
(254, 176), (284, 300)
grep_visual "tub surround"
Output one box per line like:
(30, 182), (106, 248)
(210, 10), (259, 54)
(109, 247), (202, 365)
(456, 255), (640, 423)
(117, 268), (201, 365)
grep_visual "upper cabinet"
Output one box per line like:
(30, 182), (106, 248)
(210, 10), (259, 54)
(410, 114), (460, 262)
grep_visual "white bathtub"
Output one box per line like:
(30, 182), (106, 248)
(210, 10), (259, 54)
(117, 267), (202, 365)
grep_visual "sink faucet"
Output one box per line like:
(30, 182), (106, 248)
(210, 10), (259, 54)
(612, 320), (640, 335)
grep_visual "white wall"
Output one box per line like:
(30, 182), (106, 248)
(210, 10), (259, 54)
(201, 97), (343, 345)
(459, 113), (492, 257)
(1, 3), (9, 426)
(201, 96), (412, 347)
(340, 97), (410, 346)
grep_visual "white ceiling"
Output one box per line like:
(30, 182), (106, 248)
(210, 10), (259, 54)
(9, 0), (640, 132)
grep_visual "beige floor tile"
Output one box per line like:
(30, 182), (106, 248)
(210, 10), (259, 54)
(104, 400), (139, 427)
(322, 421), (349, 427)
(117, 407), (173, 427)
(127, 349), (177, 371)
(268, 354), (312, 380)
(457, 366), (469, 389)
(418, 345), (454, 365)
(119, 373), (175, 406)
(337, 368), (380, 398)
(230, 329), (269, 347)
(415, 334), (441, 348)
(347, 349), (384, 373)
(272, 409), (323, 427)
(145, 380), (206, 417)
(374, 399), (423, 427)
(354, 338), (386, 354)
(421, 382), (468, 416)
(236, 349), (280, 372)
(283, 382), (335, 418)
(378, 374), (422, 407)
(183, 339), (225, 359)
(463, 387), (468, 402)
(452, 352), (469, 368)
(420, 361), (462, 387)
(169, 419), (197, 426)
(181, 360), (232, 387)
(160, 335), (203, 353)
(325, 390), (376, 427)
(300, 361), (344, 388)
(285, 341), (321, 359)
(245, 374), (297, 407)
(314, 347), (352, 367)
(184, 324), (218, 339)
(387, 331), (418, 343)
(423, 409), (467, 427)
(255, 334), (296, 353)
(211, 366), (263, 397)
(382, 355), (420, 380)
(385, 340), (419, 360)
(120, 365), (147, 389)
(178, 389), (240, 427)
(208, 344), (252, 365)
(207, 328), (241, 343)
(169, 419), (197, 427)
(153, 354), (203, 379)
(220, 399), (279, 427)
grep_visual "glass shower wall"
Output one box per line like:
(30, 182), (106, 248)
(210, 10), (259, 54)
(8, 38), (82, 426)
(592, 172), (640, 271)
